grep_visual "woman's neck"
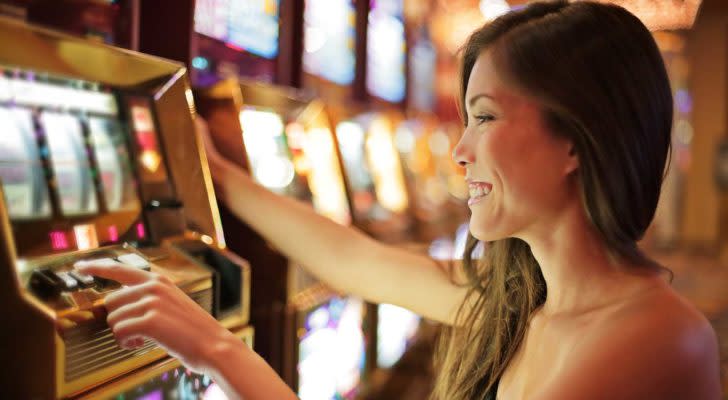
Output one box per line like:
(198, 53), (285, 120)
(521, 203), (658, 318)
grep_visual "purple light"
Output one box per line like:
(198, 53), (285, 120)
(675, 89), (692, 114)
(137, 389), (163, 400)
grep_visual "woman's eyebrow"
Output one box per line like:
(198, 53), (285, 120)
(467, 93), (497, 108)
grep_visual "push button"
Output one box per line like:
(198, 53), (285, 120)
(117, 253), (151, 271)
(73, 258), (122, 289)
(55, 271), (79, 291)
(29, 269), (62, 298)
(69, 270), (95, 288)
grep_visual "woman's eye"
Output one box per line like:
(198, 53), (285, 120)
(474, 114), (495, 124)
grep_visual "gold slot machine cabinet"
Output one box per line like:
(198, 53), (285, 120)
(196, 78), (370, 400)
(0, 17), (252, 399)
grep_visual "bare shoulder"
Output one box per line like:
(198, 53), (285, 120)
(546, 284), (721, 400)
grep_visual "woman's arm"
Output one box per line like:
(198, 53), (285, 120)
(76, 262), (298, 400)
(201, 121), (468, 324)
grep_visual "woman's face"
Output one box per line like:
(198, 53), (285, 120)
(453, 51), (578, 242)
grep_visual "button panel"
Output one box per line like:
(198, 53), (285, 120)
(27, 248), (153, 299)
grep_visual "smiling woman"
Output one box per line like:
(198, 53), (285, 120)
(435, 1), (719, 399)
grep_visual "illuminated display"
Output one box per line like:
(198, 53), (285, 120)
(0, 107), (51, 219)
(112, 365), (226, 400)
(0, 75), (117, 115)
(337, 117), (409, 221)
(377, 304), (421, 368)
(298, 297), (366, 400)
(395, 122), (452, 210)
(129, 100), (168, 183)
(286, 116), (351, 226)
(195, 0), (281, 59)
(41, 112), (99, 216)
(365, 117), (408, 213)
(88, 117), (139, 212)
(367, 0), (406, 102)
(409, 28), (437, 112)
(240, 108), (298, 193)
(73, 223), (99, 250)
(194, 0), (230, 40)
(303, 0), (356, 85)
(0, 69), (149, 257)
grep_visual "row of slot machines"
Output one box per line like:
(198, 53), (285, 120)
(195, 78), (468, 399)
(0, 16), (469, 400)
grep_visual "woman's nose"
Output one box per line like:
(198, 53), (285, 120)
(452, 135), (474, 167)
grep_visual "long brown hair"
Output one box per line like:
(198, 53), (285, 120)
(432, 2), (673, 399)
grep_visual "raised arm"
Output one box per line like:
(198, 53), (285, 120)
(200, 120), (468, 324)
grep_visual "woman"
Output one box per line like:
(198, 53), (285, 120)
(78, 1), (721, 399)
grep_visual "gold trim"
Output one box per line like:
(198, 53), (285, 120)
(74, 326), (254, 399)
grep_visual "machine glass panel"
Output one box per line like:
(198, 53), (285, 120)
(302, 0), (356, 85)
(240, 107), (309, 198)
(88, 117), (139, 212)
(42, 111), (99, 216)
(376, 303), (421, 369)
(366, 0), (406, 103)
(0, 68), (149, 257)
(0, 107), (51, 219)
(195, 0), (281, 59)
(336, 117), (408, 222)
(297, 296), (366, 400)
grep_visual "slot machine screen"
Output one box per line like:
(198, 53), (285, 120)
(366, 0), (406, 102)
(298, 297), (366, 400)
(89, 117), (139, 212)
(240, 108), (308, 198)
(0, 107), (51, 219)
(335, 121), (377, 219)
(303, 0), (356, 85)
(41, 111), (99, 216)
(336, 118), (408, 221)
(286, 121), (351, 226)
(376, 303), (420, 369)
(194, 0), (281, 59)
(0, 68), (151, 257)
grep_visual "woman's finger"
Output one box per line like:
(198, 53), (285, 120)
(112, 312), (157, 345)
(104, 279), (168, 312)
(107, 296), (161, 328)
(75, 261), (154, 286)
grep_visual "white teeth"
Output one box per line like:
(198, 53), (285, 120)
(469, 184), (491, 198)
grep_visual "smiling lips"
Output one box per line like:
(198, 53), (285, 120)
(468, 181), (492, 206)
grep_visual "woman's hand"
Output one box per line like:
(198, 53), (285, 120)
(75, 260), (234, 373)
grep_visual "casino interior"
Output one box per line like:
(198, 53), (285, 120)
(0, 0), (726, 399)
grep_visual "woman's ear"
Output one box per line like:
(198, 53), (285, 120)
(564, 143), (579, 175)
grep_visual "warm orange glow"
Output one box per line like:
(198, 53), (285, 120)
(140, 150), (162, 173)
(583, 0), (701, 30)
(74, 224), (99, 250)
(365, 118), (409, 213)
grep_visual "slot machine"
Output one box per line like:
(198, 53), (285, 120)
(0, 18), (251, 398)
(196, 78), (369, 400)
(394, 116), (469, 242)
